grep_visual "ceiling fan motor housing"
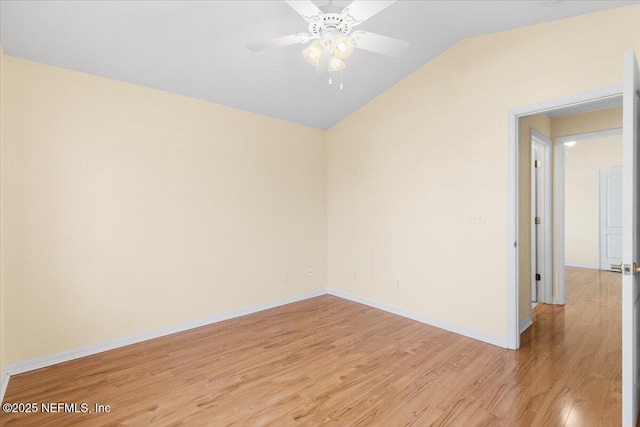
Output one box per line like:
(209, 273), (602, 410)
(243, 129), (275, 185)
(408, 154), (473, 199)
(308, 13), (352, 44)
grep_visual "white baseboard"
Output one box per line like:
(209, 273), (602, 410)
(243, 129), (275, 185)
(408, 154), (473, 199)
(0, 370), (9, 405)
(0, 289), (326, 403)
(564, 263), (599, 270)
(326, 289), (507, 348)
(1, 287), (510, 403)
(519, 315), (533, 334)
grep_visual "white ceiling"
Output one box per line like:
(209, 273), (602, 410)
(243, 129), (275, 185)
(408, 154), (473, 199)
(1, 0), (638, 129)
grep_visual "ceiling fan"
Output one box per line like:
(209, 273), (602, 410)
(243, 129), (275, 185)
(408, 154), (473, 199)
(246, 0), (410, 80)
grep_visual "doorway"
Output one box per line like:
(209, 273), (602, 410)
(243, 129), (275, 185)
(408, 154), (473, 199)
(506, 85), (624, 348)
(516, 105), (622, 334)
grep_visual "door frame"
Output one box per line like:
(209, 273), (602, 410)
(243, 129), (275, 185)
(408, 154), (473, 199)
(506, 85), (623, 350)
(530, 129), (553, 304)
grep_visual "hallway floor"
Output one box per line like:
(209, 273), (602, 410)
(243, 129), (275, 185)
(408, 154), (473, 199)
(518, 267), (622, 426)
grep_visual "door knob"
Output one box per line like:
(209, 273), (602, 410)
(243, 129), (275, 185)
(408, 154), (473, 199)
(612, 263), (640, 275)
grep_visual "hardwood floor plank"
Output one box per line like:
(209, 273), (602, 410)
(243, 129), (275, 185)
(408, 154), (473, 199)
(0, 267), (622, 426)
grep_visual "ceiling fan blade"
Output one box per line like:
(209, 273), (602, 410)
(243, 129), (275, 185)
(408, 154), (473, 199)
(246, 33), (312, 52)
(342, 1), (396, 25)
(350, 31), (410, 57)
(284, 0), (323, 23)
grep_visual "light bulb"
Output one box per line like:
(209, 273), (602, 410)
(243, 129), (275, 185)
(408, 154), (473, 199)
(328, 55), (345, 72)
(332, 36), (353, 59)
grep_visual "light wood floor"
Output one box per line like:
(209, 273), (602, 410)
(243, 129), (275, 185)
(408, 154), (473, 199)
(1, 267), (622, 426)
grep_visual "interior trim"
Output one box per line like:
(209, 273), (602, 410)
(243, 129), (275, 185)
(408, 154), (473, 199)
(0, 289), (326, 403)
(506, 84), (623, 350)
(327, 289), (507, 348)
(519, 315), (533, 334)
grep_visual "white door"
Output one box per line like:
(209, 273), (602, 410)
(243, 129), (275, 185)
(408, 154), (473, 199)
(621, 49), (640, 427)
(600, 167), (623, 271)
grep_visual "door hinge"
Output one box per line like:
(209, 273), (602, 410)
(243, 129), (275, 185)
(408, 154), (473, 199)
(534, 160), (541, 168)
(535, 273), (541, 281)
(535, 217), (541, 225)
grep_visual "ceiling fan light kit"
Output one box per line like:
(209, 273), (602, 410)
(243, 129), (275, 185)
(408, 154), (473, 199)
(332, 36), (353, 60)
(247, 0), (410, 89)
(328, 55), (346, 72)
(303, 40), (324, 65)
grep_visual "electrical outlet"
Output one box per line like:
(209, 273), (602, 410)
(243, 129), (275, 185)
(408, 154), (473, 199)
(308, 268), (313, 277)
(396, 280), (400, 288)
(353, 271), (358, 279)
(284, 272), (289, 281)
(467, 212), (485, 224)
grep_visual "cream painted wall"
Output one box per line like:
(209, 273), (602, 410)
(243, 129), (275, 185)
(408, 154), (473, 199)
(552, 107), (623, 140)
(564, 135), (622, 267)
(327, 5), (640, 341)
(0, 55), (327, 370)
(518, 115), (550, 322)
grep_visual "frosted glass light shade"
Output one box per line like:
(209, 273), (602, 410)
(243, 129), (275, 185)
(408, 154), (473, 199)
(328, 55), (345, 72)
(303, 41), (324, 65)
(332, 36), (353, 59)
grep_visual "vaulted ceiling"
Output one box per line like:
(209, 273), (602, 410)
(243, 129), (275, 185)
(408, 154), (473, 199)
(1, 0), (637, 129)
